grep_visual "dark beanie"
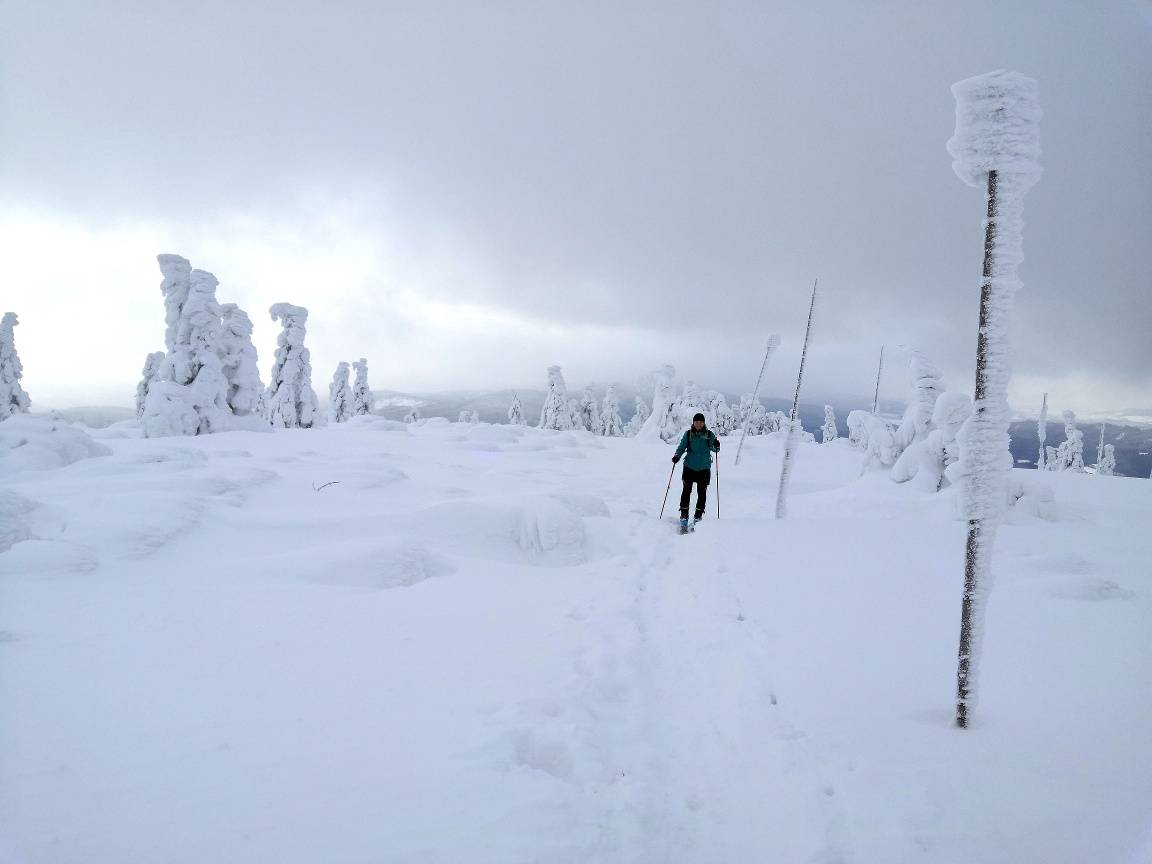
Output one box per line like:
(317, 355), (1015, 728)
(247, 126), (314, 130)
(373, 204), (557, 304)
(693, 412), (705, 422)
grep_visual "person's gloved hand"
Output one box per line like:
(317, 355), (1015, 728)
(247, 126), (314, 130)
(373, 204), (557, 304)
(713, 441), (720, 451)
(671, 454), (680, 464)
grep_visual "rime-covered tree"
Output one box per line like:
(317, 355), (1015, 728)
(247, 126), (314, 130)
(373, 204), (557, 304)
(329, 362), (352, 423)
(264, 302), (320, 429)
(507, 392), (525, 425)
(135, 351), (165, 420)
(600, 384), (625, 436)
(404, 406), (420, 424)
(539, 365), (572, 430)
(821, 405), (839, 443)
(0, 312), (31, 420)
(351, 358), (372, 416)
(920, 391), (973, 492)
(1097, 444), (1116, 476)
(219, 303), (265, 417)
(846, 410), (870, 448)
(893, 348), (945, 456)
(142, 259), (231, 437)
(1057, 410), (1084, 472)
(625, 394), (649, 437)
(578, 385), (600, 432)
(946, 70), (1041, 728)
(639, 365), (679, 442)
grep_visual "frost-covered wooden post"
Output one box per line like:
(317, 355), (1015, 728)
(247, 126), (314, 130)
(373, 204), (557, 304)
(947, 71), (1041, 728)
(1037, 392), (1048, 470)
(871, 346), (884, 416)
(734, 333), (781, 466)
(775, 279), (818, 519)
(1095, 423), (1106, 472)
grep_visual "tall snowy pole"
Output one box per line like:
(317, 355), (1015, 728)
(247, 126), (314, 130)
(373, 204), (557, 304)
(948, 71), (1041, 729)
(1037, 392), (1048, 470)
(870, 346), (885, 416)
(775, 279), (818, 520)
(1096, 423), (1106, 471)
(734, 333), (781, 466)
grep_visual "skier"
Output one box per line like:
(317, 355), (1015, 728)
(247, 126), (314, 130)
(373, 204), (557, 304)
(672, 412), (720, 531)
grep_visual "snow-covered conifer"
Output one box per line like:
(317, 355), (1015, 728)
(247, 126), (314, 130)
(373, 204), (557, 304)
(946, 69), (1041, 727)
(404, 406), (420, 424)
(578, 385), (600, 432)
(218, 304), (265, 416)
(264, 302), (320, 429)
(329, 362), (352, 423)
(351, 358), (372, 416)
(894, 348), (945, 453)
(539, 365), (572, 430)
(821, 405), (839, 443)
(625, 394), (650, 437)
(1060, 410), (1084, 472)
(1097, 443), (1116, 476)
(600, 384), (624, 436)
(1044, 445), (1059, 471)
(0, 312), (31, 420)
(638, 365), (679, 442)
(135, 351), (165, 420)
(470, 410), (480, 423)
(846, 410), (870, 448)
(917, 391), (973, 492)
(507, 392), (525, 425)
(142, 259), (231, 437)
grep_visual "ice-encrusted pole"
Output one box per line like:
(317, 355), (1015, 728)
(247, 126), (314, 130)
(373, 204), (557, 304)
(1095, 423), (1106, 472)
(871, 346), (884, 416)
(734, 333), (781, 466)
(947, 70), (1041, 728)
(774, 279), (818, 519)
(1037, 392), (1048, 470)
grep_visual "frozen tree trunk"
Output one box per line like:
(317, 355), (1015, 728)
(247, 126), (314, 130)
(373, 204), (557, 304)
(1037, 392), (1048, 470)
(776, 280), (818, 519)
(734, 334), (780, 466)
(949, 70), (1042, 729)
(1095, 423), (1106, 472)
(871, 346), (884, 415)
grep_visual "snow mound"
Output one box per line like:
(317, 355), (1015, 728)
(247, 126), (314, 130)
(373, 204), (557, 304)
(0, 489), (36, 551)
(0, 539), (99, 578)
(0, 417), (112, 475)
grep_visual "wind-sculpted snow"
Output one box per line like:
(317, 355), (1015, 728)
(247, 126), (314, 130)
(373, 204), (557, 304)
(0, 419), (1148, 864)
(0, 416), (111, 474)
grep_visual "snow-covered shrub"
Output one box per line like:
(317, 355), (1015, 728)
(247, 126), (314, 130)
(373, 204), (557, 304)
(351, 358), (372, 416)
(135, 351), (165, 421)
(539, 366), (572, 431)
(600, 384), (624, 436)
(577, 385), (600, 432)
(330, 362), (352, 423)
(0, 312), (32, 420)
(404, 406), (420, 424)
(218, 303), (265, 417)
(507, 392), (525, 425)
(846, 410), (870, 448)
(1097, 444), (1116, 476)
(142, 259), (232, 437)
(264, 302), (320, 429)
(1055, 410), (1084, 472)
(821, 405), (838, 443)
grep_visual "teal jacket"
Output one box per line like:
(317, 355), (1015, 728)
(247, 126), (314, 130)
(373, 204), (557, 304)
(675, 427), (720, 471)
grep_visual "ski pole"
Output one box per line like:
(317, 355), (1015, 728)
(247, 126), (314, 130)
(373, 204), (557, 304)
(658, 462), (676, 519)
(715, 452), (720, 519)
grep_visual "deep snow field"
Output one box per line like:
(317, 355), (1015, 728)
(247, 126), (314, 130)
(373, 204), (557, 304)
(1, 415), (1149, 864)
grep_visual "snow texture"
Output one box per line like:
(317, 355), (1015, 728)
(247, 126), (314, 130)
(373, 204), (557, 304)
(350, 358), (372, 416)
(264, 303), (320, 429)
(329, 362), (352, 423)
(0, 313), (32, 420)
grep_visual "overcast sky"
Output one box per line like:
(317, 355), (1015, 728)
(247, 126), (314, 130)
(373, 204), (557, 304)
(1, 0), (1149, 415)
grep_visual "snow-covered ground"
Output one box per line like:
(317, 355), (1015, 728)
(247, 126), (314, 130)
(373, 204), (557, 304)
(1, 416), (1149, 863)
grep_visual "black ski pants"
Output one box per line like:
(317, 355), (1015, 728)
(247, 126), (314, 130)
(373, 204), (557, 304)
(679, 467), (711, 519)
